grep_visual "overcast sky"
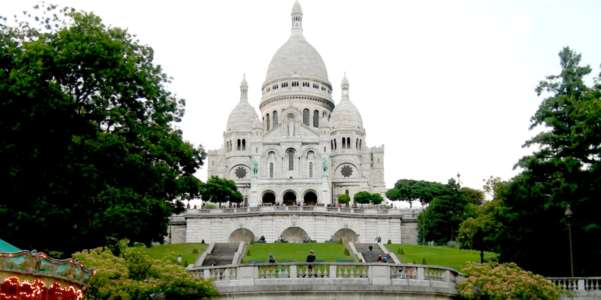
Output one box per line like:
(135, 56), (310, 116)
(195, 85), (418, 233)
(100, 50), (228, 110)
(4, 0), (601, 191)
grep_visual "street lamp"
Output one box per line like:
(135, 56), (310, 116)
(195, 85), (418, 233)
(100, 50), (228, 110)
(564, 204), (574, 277)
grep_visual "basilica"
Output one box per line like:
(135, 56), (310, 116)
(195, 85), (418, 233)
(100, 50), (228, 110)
(207, 1), (385, 207)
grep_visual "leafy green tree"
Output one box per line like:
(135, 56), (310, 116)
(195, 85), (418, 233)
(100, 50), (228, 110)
(386, 179), (450, 207)
(370, 193), (383, 205)
(73, 243), (218, 299)
(492, 47), (601, 275)
(353, 191), (372, 205)
(200, 176), (243, 205)
(417, 178), (478, 244)
(0, 6), (205, 255)
(337, 193), (350, 205)
(457, 199), (504, 263)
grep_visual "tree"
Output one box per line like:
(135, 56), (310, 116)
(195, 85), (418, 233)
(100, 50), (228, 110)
(200, 176), (243, 205)
(457, 199), (504, 263)
(337, 193), (350, 205)
(370, 193), (383, 205)
(386, 179), (450, 207)
(0, 6), (205, 255)
(353, 191), (372, 205)
(491, 47), (601, 276)
(417, 178), (478, 244)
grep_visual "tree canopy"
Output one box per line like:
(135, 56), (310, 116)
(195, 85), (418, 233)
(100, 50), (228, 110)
(491, 47), (601, 276)
(0, 6), (205, 255)
(386, 179), (451, 207)
(200, 176), (243, 204)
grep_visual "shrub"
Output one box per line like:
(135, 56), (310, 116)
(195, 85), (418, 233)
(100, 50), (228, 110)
(370, 193), (383, 205)
(73, 244), (218, 299)
(396, 248), (405, 255)
(337, 194), (350, 205)
(457, 262), (563, 300)
(353, 191), (372, 204)
(343, 248), (350, 256)
(204, 202), (217, 209)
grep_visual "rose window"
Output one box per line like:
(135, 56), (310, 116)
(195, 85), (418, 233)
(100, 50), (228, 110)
(235, 166), (247, 179)
(341, 165), (353, 177)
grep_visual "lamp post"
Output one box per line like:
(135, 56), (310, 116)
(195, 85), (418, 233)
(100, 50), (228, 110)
(565, 205), (574, 277)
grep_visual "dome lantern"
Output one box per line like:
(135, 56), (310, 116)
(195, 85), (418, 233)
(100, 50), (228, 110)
(291, 0), (303, 33)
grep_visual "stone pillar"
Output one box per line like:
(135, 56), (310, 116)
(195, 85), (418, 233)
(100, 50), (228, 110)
(249, 177), (259, 207)
(369, 265), (391, 285)
(320, 176), (331, 205)
(329, 265), (337, 278)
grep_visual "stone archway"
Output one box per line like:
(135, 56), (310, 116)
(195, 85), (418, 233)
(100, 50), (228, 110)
(333, 228), (359, 243)
(280, 226), (309, 243)
(303, 190), (318, 206)
(283, 190), (297, 206)
(262, 191), (276, 205)
(229, 228), (256, 243)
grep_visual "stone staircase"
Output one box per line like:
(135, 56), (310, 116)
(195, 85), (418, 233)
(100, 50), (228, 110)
(201, 243), (239, 266)
(355, 243), (387, 263)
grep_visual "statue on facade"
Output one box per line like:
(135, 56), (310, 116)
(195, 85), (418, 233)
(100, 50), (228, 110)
(322, 157), (329, 177)
(251, 159), (258, 177)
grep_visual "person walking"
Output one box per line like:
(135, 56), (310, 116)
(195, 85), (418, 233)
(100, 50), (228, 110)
(306, 250), (316, 277)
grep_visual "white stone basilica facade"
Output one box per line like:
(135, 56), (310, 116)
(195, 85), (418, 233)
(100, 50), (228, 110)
(207, 1), (385, 207)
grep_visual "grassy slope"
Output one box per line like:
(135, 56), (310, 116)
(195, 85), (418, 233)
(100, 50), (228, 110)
(386, 244), (497, 271)
(242, 243), (354, 263)
(142, 243), (207, 266)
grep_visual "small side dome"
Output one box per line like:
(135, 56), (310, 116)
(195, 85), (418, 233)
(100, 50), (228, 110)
(226, 75), (261, 131)
(331, 99), (363, 129)
(330, 75), (363, 130)
(226, 102), (261, 131)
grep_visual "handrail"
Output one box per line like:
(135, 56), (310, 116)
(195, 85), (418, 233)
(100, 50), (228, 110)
(547, 277), (601, 291)
(187, 262), (460, 285)
(185, 206), (422, 216)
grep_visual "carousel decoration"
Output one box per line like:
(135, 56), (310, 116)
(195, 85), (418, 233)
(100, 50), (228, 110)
(0, 250), (94, 300)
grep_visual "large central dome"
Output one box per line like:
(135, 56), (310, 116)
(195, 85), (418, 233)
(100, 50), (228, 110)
(265, 34), (329, 83)
(264, 1), (330, 85)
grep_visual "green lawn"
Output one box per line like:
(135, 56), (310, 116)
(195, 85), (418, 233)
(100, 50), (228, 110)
(242, 243), (354, 263)
(142, 243), (207, 266)
(385, 244), (497, 271)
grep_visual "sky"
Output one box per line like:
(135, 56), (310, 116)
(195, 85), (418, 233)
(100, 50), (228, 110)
(3, 0), (601, 192)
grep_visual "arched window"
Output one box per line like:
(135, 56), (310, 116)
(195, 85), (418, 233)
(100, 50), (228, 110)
(286, 148), (295, 171)
(266, 114), (270, 131)
(237, 139), (241, 150)
(330, 140), (333, 151)
(313, 110), (319, 127)
(355, 138), (358, 149)
(242, 139), (246, 151)
(342, 138), (346, 149)
(346, 137), (351, 148)
(334, 139), (337, 150)
(273, 111), (278, 128)
(309, 162), (313, 178)
(269, 162), (274, 178)
(303, 109), (310, 125)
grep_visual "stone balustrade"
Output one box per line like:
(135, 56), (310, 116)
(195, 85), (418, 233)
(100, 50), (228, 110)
(188, 262), (459, 299)
(186, 206), (421, 218)
(549, 277), (601, 291)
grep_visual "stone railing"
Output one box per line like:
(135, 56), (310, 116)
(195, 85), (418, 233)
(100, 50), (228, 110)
(189, 206), (421, 217)
(188, 262), (459, 287)
(548, 277), (601, 291)
(188, 263), (460, 298)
